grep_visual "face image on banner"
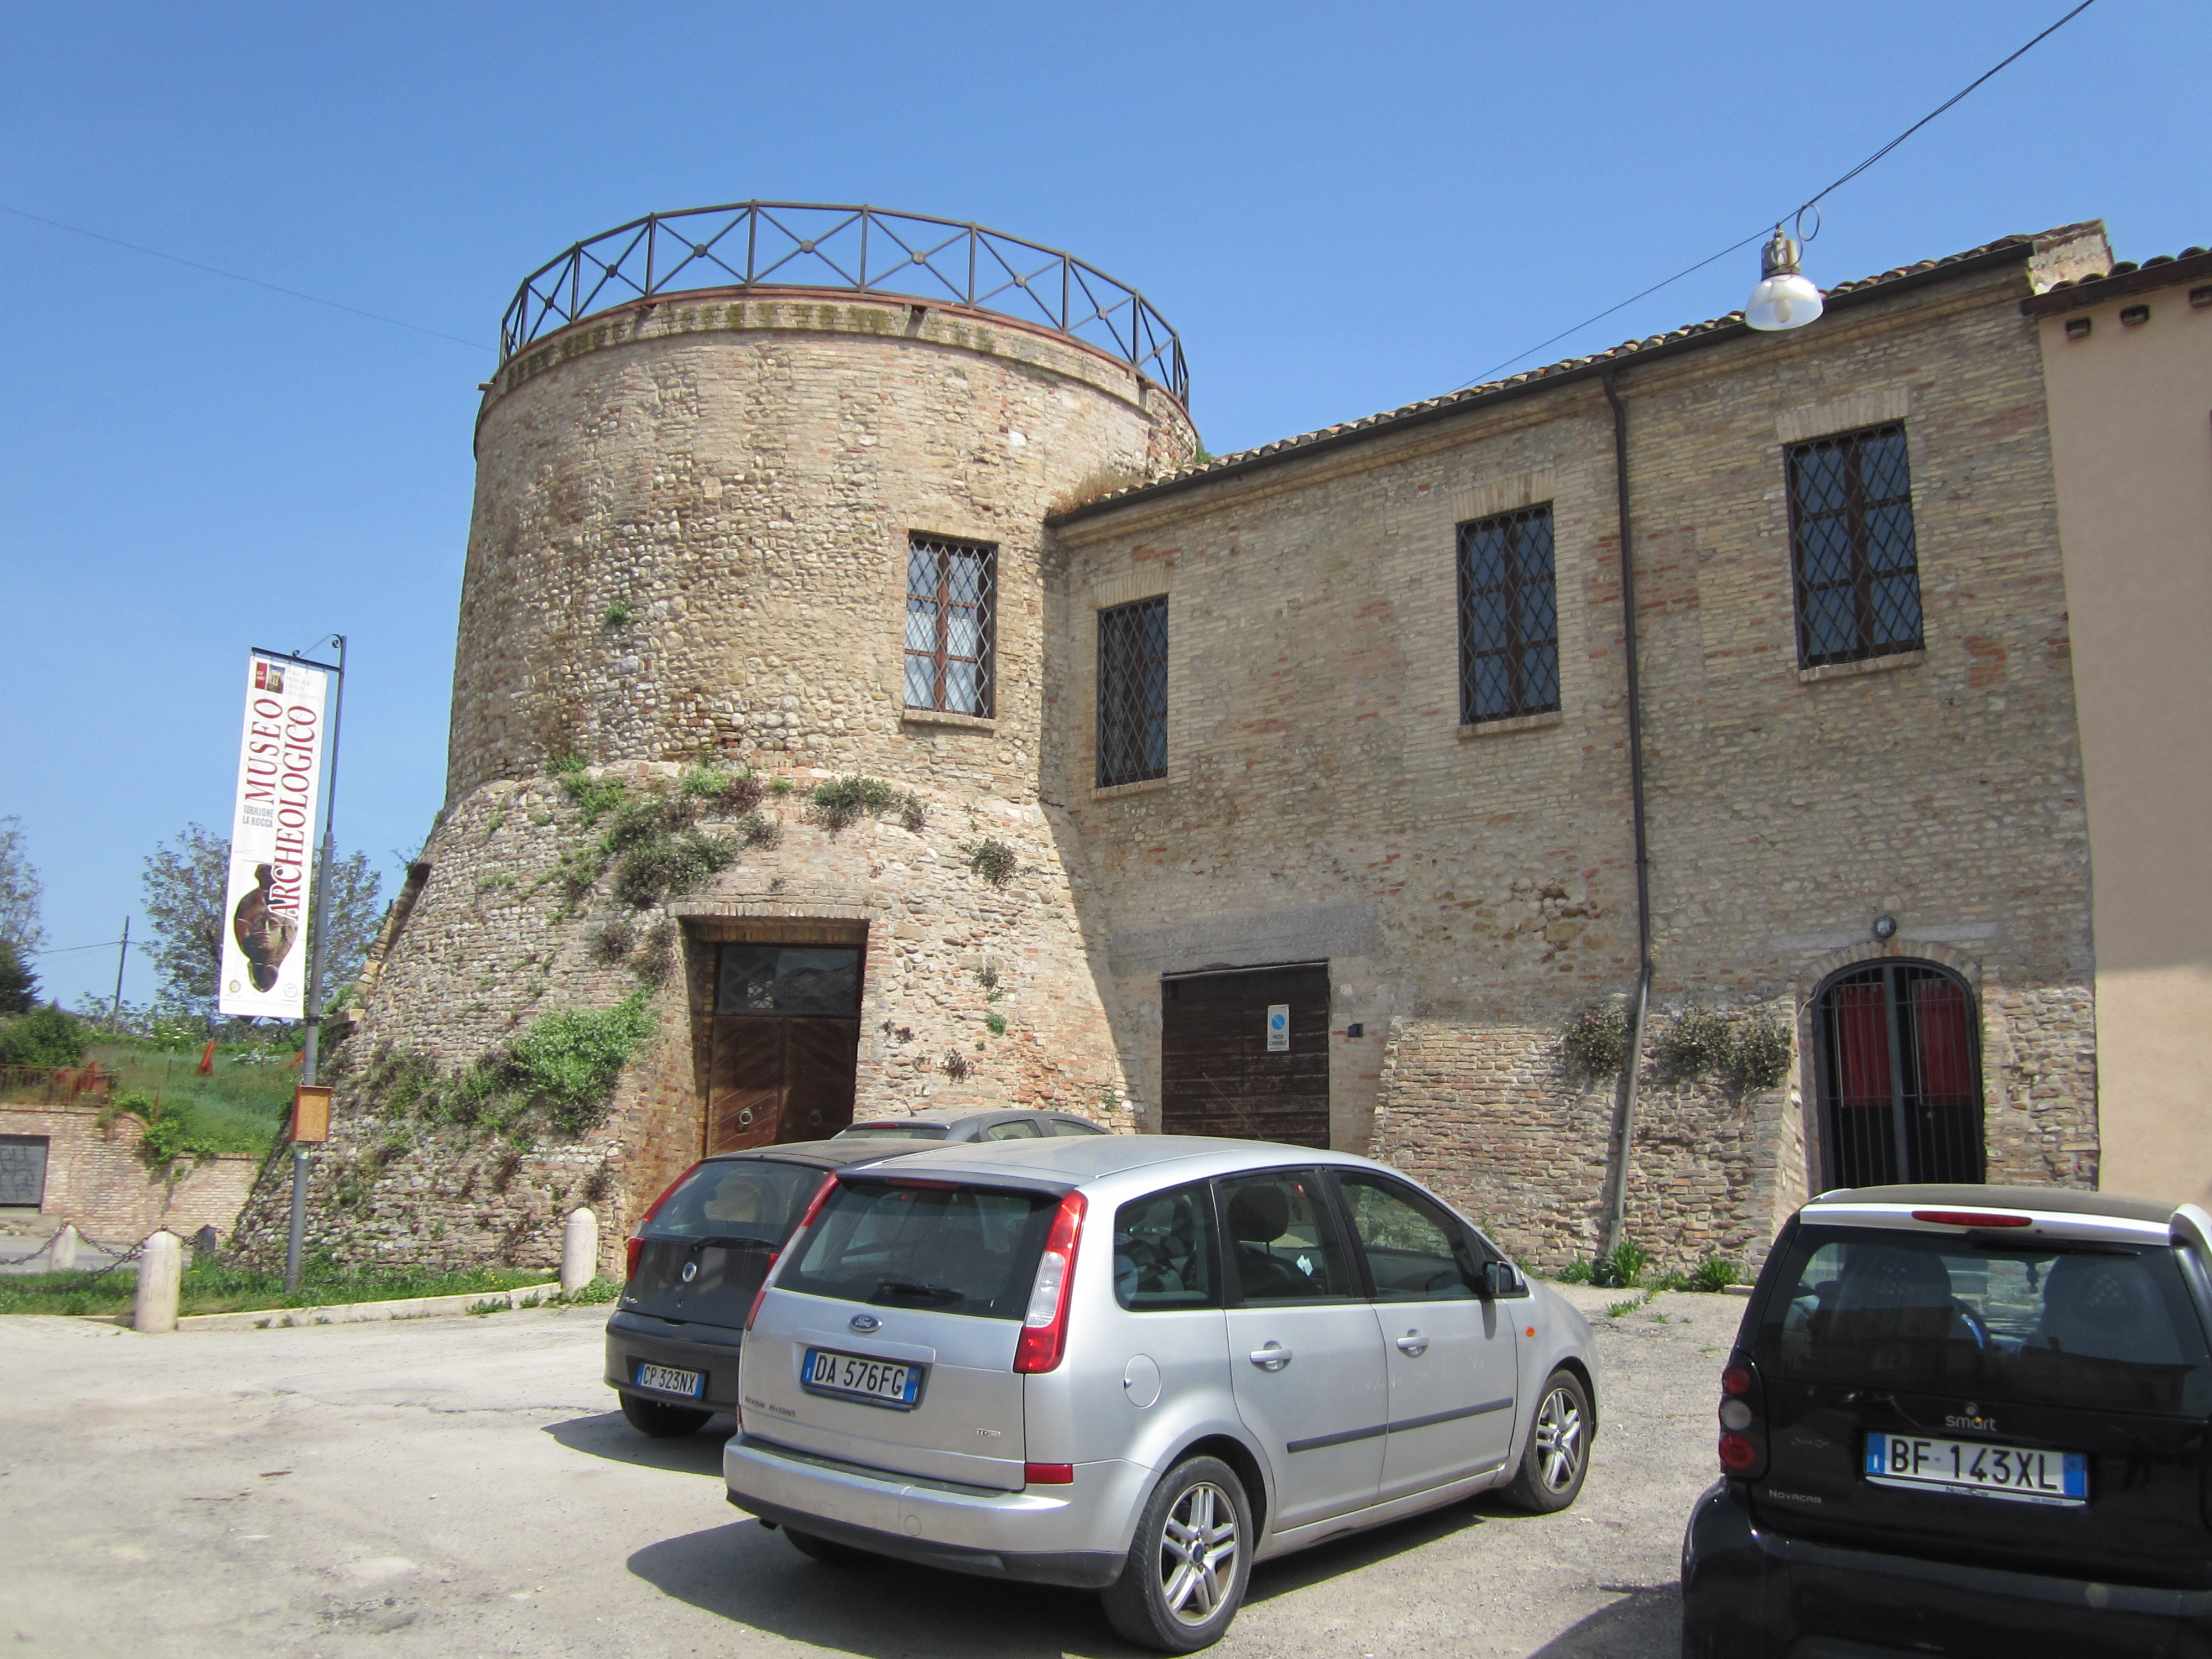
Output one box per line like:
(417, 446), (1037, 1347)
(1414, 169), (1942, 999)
(217, 655), (327, 1019)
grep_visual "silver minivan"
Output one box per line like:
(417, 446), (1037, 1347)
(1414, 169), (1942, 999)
(724, 1135), (1598, 1651)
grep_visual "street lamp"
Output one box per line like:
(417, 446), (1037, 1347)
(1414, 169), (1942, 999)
(1745, 226), (1824, 331)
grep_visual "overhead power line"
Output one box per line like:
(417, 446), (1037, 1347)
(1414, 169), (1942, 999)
(0, 202), (492, 354)
(1459, 0), (2103, 388)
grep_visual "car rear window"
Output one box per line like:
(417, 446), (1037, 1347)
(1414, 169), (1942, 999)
(645, 1159), (825, 1246)
(1757, 1224), (2212, 1417)
(779, 1180), (1058, 1319)
(1050, 1119), (1107, 1136)
(831, 1123), (948, 1141)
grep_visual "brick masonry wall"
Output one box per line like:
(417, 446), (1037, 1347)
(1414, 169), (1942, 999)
(0, 1104), (259, 1247)
(233, 296), (1188, 1273)
(1056, 257), (2094, 1264)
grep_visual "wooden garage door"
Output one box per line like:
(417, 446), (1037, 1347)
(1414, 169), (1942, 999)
(708, 945), (862, 1152)
(1160, 965), (1330, 1147)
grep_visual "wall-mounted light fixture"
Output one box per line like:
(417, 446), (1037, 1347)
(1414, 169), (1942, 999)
(1872, 914), (1898, 941)
(2064, 317), (2092, 340)
(1746, 225), (1825, 332)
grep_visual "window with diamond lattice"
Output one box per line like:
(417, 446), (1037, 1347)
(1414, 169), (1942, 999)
(1096, 597), (1167, 788)
(1788, 423), (1923, 669)
(904, 534), (995, 717)
(1457, 504), (1559, 724)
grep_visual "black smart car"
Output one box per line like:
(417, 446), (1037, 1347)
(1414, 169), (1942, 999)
(1682, 1183), (2212, 1658)
(604, 1138), (931, 1436)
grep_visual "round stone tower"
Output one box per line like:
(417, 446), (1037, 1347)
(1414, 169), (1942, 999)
(234, 206), (1196, 1275)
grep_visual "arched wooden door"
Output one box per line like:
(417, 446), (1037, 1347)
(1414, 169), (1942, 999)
(707, 943), (863, 1152)
(1813, 960), (1984, 1187)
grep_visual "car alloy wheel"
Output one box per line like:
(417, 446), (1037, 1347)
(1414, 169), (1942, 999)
(1504, 1368), (1592, 1513)
(1102, 1453), (1253, 1652)
(1533, 1382), (1585, 1494)
(1157, 1479), (1239, 1626)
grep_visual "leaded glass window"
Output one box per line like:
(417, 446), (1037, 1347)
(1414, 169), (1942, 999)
(1457, 504), (1559, 724)
(1097, 597), (1167, 788)
(1788, 424), (1923, 669)
(904, 534), (995, 716)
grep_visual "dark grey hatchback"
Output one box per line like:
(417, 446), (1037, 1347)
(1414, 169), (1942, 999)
(1682, 1184), (2212, 1658)
(604, 1138), (928, 1436)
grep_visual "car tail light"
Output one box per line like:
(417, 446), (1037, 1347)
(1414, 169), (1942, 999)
(1014, 1191), (1088, 1374)
(748, 1173), (837, 1332)
(625, 1161), (703, 1283)
(1024, 1463), (1074, 1486)
(1717, 1353), (1768, 1480)
(1912, 1209), (2031, 1228)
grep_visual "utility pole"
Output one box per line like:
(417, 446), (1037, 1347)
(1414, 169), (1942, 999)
(286, 635), (346, 1295)
(108, 917), (129, 1027)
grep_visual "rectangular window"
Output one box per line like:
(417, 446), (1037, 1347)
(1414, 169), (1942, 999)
(1457, 504), (1559, 724)
(904, 534), (995, 716)
(1788, 422), (1923, 668)
(1096, 596), (1168, 788)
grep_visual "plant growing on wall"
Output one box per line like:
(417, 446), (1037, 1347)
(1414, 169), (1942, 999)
(1652, 1008), (1796, 1093)
(808, 776), (900, 834)
(586, 919), (635, 965)
(1721, 1022), (1794, 1093)
(632, 920), (676, 987)
(961, 838), (1018, 886)
(1560, 1004), (1631, 1082)
(501, 992), (656, 1134)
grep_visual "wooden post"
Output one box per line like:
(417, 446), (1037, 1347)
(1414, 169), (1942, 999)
(561, 1208), (598, 1293)
(133, 1230), (182, 1334)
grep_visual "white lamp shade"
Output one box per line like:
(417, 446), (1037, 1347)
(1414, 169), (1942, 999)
(1746, 271), (1824, 332)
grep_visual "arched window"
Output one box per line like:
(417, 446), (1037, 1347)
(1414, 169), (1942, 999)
(1813, 961), (1984, 1188)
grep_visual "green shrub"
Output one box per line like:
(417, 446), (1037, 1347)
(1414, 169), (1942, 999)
(1553, 1259), (1593, 1284)
(611, 832), (736, 910)
(898, 792), (926, 832)
(586, 919), (636, 966)
(735, 811), (781, 849)
(984, 1012), (1008, 1037)
(1561, 1004), (1631, 1082)
(1722, 1022), (1794, 1093)
(1653, 1008), (1733, 1083)
(682, 764), (764, 814)
(505, 993), (655, 1134)
(633, 920), (677, 988)
(1691, 1254), (1741, 1292)
(557, 769), (627, 827)
(0, 1006), (88, 1068)
(1591, 1239), (1650, 1289)
(808, 775), (900, 833)
(962, 838), (1019, 886)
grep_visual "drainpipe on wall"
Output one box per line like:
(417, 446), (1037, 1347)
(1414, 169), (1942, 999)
(1599, 368), (1654, 1260)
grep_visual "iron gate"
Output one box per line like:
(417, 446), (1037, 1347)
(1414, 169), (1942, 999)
(1814, 961), (1984, 1187)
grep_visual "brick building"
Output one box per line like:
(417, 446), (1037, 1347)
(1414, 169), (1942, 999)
(233, 207), (2119, 1276)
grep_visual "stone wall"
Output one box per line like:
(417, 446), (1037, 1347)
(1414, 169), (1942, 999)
(1053, 244), (2096, 1266)
(0, 1104), (259, 1247)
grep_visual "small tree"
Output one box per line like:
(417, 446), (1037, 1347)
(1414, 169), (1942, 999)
(0, 938), (36, 1016)
(0, 815), (44, 954)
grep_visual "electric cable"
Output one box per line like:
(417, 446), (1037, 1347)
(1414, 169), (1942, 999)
(0, 202), (492, 353)
(1457, 0), (2102, 388)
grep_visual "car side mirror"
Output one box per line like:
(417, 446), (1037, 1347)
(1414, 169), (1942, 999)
(1480, 1260), (1526, 1299)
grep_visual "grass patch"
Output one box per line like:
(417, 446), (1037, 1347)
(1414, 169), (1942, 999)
(77, 1040), (295, 1160)
(0, 1262), (549, 1319)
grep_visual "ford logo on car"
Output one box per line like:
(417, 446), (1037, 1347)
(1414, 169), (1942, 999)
(848, 1313), (882, 1333)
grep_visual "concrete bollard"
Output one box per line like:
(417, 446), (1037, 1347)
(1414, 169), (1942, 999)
(561, 1207), (598, 1293)
(133, 1230), (184, 1334)
(50, 1223), (80, 1273)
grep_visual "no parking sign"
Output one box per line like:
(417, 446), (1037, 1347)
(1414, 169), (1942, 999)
(1265, 1004), (1290, 1052)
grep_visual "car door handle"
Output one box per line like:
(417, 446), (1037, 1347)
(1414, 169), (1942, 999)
(1395, 1331), (1430, 1356)
(1248, 1342), (1292, 1371)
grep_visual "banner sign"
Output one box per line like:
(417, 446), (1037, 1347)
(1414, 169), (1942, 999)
(217, 654), (327, 1019)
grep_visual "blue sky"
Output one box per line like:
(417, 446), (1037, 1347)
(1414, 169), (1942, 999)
(4, 1), (2203, 1008)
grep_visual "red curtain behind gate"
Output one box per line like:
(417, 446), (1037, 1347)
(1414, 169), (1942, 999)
(1833, 980), (1891, 1108)
(1912, 978), (1976, 1105)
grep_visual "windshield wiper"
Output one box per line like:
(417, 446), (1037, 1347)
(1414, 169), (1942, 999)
(873, 1280), (962, 1305)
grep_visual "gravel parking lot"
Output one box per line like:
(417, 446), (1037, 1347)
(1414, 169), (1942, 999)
(0, 1285), (1735, 1657)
